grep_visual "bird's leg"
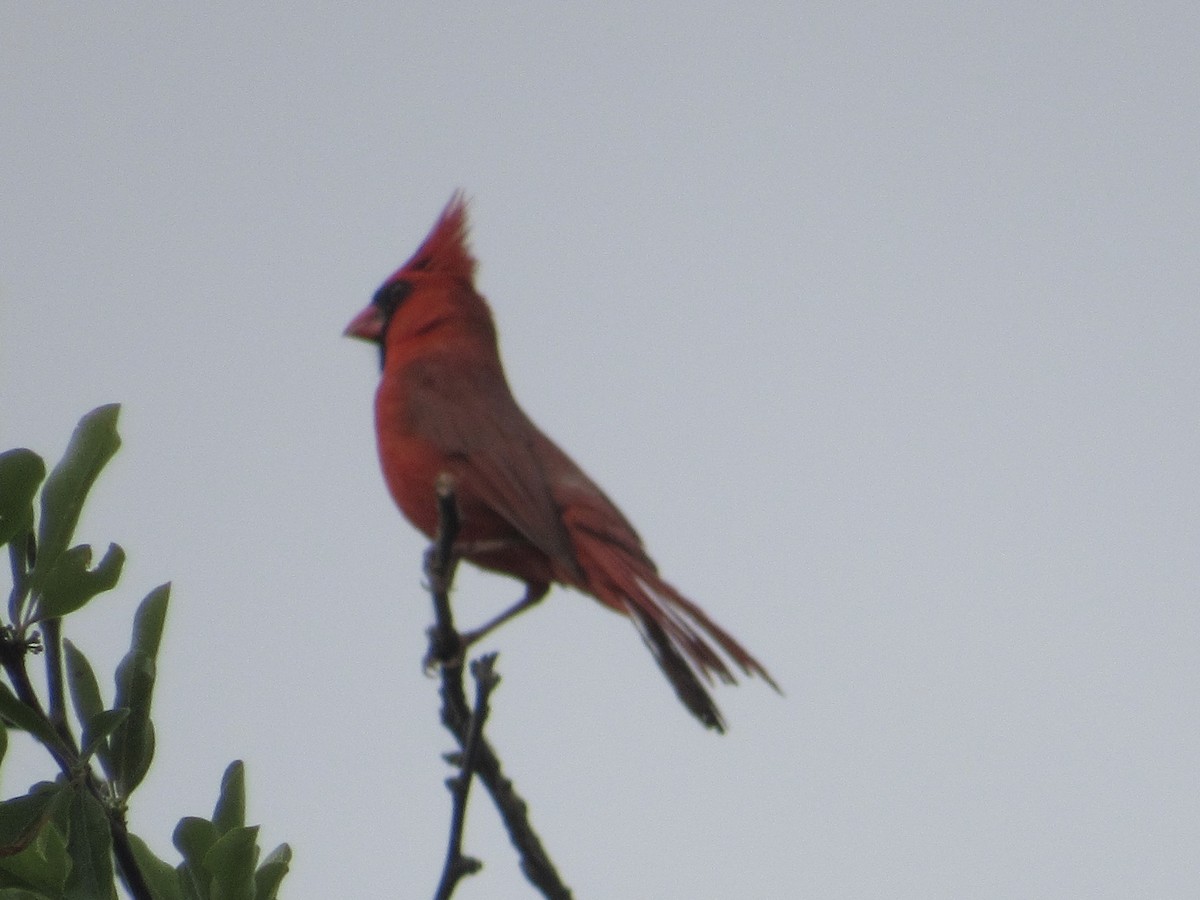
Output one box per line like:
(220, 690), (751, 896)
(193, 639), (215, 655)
(460, 581), (550, 648)
(424, 582), (550, 671)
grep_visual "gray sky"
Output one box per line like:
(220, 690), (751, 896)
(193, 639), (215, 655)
(3, 5), (1198, 898)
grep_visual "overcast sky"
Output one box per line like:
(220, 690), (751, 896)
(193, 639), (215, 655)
(2, 5), (1199, 898)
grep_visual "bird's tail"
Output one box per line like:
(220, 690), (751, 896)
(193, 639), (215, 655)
(572, 531), (778, 732)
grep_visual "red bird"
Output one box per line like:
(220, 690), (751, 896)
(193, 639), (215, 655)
(346, 194), (776, 731)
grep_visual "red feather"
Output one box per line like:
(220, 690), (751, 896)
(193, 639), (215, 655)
(387, 191), (476, 283)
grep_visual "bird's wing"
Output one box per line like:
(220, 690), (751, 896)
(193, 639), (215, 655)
(402, 354), (580, 576)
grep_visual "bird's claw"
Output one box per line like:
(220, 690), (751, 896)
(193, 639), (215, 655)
(423, 625), (466, 673)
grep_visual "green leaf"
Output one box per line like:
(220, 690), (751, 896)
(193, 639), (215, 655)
(126, 833), (186, 900)
(0, 685), (64, 755)
(173, 817), (219, 899)
(253, 844), (291, 900)
(31, 405), (121, 594)
(111, 649), (154, 724)
(80, 709), (129, 764)
(204, 826), (258, 900)
(62, 787), (116, 900)
(63, 641), (109, 775)
(0, 786), (64, 858)
(63, 640), (105, 722)
(33, 542), (125, 621)
(109, 584), (169, 798)
(0, 785), (70, 897)
(128, 583), (170, 662)
(0, 888), (59, 899)
(0, 817), (69, 897)
(0, 450), (44, 550)
(212, 762), (245, 836)
(109, 652), (155, 798)
(0, 720), (7, 771)
(7, 534), (37, 625)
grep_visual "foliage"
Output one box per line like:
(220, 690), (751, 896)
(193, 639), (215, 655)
(0, 406), (290, 899)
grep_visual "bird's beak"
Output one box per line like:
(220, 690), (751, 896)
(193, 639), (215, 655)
(344, 305), (385, 342)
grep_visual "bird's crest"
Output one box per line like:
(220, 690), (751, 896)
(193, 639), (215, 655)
(389, 191), (477, 283)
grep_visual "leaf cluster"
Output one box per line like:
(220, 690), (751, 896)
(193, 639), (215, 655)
(0, 407), (290, 899)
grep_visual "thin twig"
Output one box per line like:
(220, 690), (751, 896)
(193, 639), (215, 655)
(99, 780), (155, 900)
(42, 618), (72, 744)
(433, 655), (499, 900)
(464, 736), (572, 898)
(424, 479), (573, 900)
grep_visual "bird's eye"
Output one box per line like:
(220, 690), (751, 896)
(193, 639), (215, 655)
(372, 279), (412, 321)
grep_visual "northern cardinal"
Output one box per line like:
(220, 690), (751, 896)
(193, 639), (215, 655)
(346, 194), (776, 731)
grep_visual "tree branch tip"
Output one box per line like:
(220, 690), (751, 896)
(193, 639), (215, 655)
(469, 653), (501, 690)
(455, 856), (483, 878)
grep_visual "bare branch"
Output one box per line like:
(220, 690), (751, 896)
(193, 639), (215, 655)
(424, 478), (573, 900)
(433, 655), (499, 900)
